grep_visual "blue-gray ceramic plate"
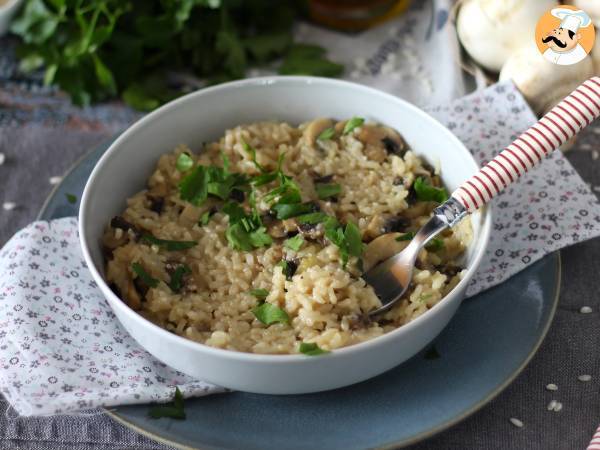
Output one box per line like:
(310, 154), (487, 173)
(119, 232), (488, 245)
(38, 138), (560, 450)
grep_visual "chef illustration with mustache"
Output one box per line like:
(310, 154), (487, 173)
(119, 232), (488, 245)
(542, 8), (592, 66)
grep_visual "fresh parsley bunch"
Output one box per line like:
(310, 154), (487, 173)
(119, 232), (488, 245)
(10, 0), (343, 110)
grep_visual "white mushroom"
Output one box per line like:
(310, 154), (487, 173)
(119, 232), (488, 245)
(457, 0), (556, 72)
(363, 233), (410, 272)
(303, 118), (333, 145)
(499, 42), (595, 116)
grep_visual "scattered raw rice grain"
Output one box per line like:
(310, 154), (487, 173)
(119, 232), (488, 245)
(49, 176), (63, 185)
(593, 150), (599, 160)
(546, 383), (558, 391)
(2, 202), (16, 211)
(580, 143), (593, 150)
(553, 402), (563, 412)
(580, 306), (593, 314)
(0, 153), (5, 166)
(594, 186), (600, 193)
(547, 400), (558, 411)
(509, 418), (524, 428)
(578, 374), (592, 382)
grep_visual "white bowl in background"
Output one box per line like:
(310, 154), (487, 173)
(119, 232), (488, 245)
(0, 0), (23, 37)
(79, 76), (492, 394)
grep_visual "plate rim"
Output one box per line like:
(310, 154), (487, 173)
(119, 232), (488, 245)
(38, 137), (562, 450)
(104, 253), (561, 450)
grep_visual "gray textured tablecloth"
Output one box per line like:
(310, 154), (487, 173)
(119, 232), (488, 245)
(0, 121), (599, 450)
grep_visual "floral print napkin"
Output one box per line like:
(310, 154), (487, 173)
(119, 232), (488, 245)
(1, 81), (599, 416)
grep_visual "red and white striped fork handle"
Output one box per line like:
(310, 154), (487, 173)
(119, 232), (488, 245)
(452, 76), (600, 213)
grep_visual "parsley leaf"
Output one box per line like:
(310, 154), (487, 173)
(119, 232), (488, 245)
(248, 288), (269, 300)
(413, 177), (448, 203)
(323, 218), (364, 267)
(148, 387), (186, 420)
(426, 238), (444, 252)
(252, 302), (289, 325)
(179, 166), (208, 205)
(272, 202), (317, 220)
(199, 210), (214, 226)
(296, 212), (329, 225)
(168, 264), (191, 293)
(317, 127), (335, 141)
(343, 117), (364, 135)
(222, 202), (272, 251)
(242, 140), (266, 173)
(141, 235), (197, 251)
(132, 263), (159, 288)
(396, 232), (415, 242)
(65, 193), (77, 204)
(299, 342), (329, 356)
(284, 235), (304, 252)
(180, 163), (248, 205)
(176, 153), (194, 172)
(315, 183), (341, 200)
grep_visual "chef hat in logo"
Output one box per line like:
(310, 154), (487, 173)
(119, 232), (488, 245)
(551, 8), (592, 33)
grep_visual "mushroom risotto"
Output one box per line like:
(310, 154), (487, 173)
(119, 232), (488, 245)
(103, 118), (472, 355)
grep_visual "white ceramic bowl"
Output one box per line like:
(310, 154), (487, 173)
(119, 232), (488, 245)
(79, 76), (492, 394)
(0, 0), (23, 37)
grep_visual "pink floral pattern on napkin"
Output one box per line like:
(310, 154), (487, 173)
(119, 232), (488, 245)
(0, 218), (225, 416)
(426, 82), (600, 297)
(0, 81), (599, 416)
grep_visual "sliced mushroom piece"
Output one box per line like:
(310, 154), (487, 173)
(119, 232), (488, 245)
(356, 125), (407, 158)
(381, 215), (411, 234)
(363, 214), (385, 241)
(364, 145), (387, 163)
(363, 233), (410, 272)
(303, 118), (334, 146)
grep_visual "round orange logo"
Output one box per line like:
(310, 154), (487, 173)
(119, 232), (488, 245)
(535, 5), (595, 66)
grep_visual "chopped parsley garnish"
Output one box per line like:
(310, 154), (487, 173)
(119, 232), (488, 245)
(315, 183), (341, 200)
(168, 264), (191, 293)
(296, 212), (329, 225)
(176, 153), (194, 172)
(342, 117), (364, 135)
(299, 342), (329, 356)
(226, 223), (271, 251)
(324, 218), (364, 267)
(242, 140), (266, 173)
(222, 201), (272, 251)
(141, 235), (197, 251)
(248, 288), (269, 300)
(272, 202), (317, 220)
(413, 177), (448, 203)
(252, 302), (289, 325)
(65, 193), (77, 204)
(424, 345), (441, 360)
(179, 157), (248, 205)
(148, 387), (186, 420)
(284, 235), (304, 252)
(252, 172), (279, 186)
(426, 238), (444, 251)
(317, 127), (335, 141)
(199, 210), (213, 226)
(132, 263), (159, 288)
(396, 232), (415, 241)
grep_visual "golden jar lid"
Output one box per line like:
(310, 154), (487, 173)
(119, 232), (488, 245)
(308, 0), (412, 32)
